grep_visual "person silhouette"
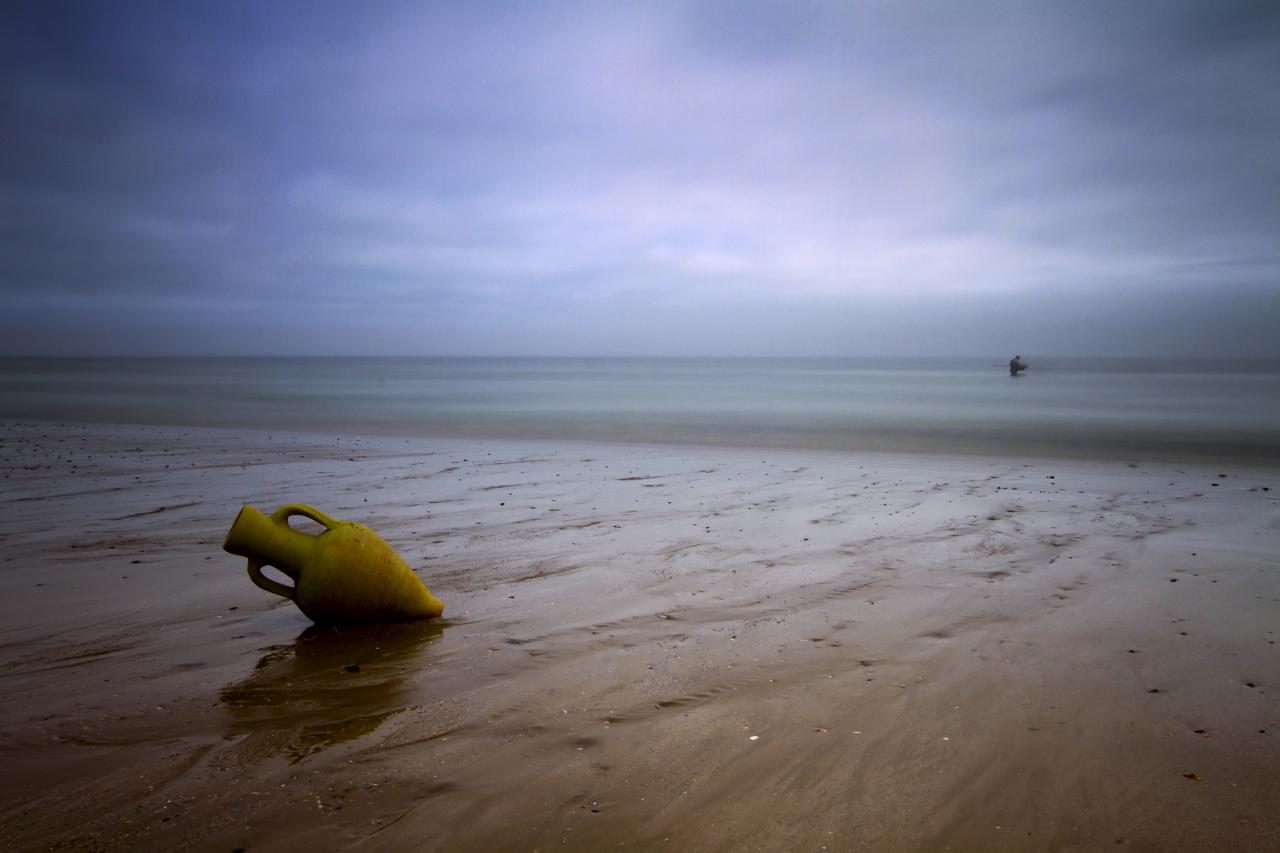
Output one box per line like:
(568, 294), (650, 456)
(1009, 355), (1028, 376)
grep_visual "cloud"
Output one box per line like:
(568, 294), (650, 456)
(1, 1), (1277, 355)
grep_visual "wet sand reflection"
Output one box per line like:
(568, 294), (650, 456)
(219, 620), (445, 761)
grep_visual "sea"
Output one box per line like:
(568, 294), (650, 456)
(2, 357), (1278, 464)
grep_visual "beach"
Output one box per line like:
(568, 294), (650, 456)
(1, 420), (1278, 851)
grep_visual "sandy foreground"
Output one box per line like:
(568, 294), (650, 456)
(0, 421), (1277, 852)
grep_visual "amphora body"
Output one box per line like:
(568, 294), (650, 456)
(223, 503), (444, 624)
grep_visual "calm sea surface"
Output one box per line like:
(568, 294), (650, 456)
(2, 357), (1278, 463)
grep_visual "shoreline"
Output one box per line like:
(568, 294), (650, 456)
(6, 414), (1280, 470)
(1, 420), (1277, 850)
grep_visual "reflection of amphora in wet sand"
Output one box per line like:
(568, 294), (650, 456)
(223, 503), (444, 623)
(219, 621), (445, 761)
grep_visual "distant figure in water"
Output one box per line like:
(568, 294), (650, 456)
(1009, 355), (1028, 376)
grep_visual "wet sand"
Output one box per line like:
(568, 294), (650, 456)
(1, 421), (1278, 852)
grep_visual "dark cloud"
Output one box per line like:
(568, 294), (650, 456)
(1, 1), (1276, 355)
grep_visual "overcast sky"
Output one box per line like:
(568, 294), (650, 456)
(2, 1), (1277, 357)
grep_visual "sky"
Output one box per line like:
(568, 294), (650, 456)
(1, 1), (1278, 357)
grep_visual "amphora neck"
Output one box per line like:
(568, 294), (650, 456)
(222, 504), (314, 580)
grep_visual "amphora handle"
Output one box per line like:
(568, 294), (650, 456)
(245, 504), (342, 600)
(269, 503), (340, 531)
(247, 559), (296, 600)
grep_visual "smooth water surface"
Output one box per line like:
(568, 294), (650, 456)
(2, 357), (1278, 462)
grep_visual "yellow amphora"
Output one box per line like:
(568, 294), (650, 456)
(223, 503), (444, 624)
